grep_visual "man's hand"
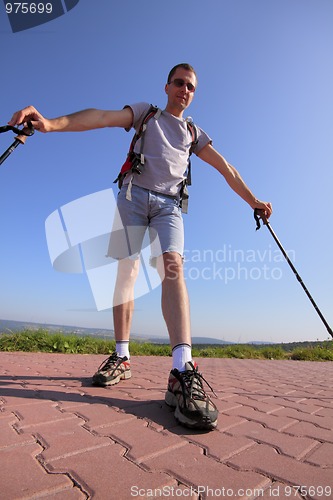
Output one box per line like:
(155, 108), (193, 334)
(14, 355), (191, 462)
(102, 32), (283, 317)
(253, 200), (273, 219)
(8, 106), (50, 133)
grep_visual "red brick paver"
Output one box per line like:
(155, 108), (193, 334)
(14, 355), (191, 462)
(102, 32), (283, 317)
(0, 353), (332, 499)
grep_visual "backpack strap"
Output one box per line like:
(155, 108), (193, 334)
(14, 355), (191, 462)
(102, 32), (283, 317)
(179, 117), (198, 213)
(113, 105), (160, 192)
(138, 107), (161, 167)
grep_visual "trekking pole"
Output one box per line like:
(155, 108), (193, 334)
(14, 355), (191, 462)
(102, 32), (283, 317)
(0, 122), (34, 166)
(254, 208), (333, 339)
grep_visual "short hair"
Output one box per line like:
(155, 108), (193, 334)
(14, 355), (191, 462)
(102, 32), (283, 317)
(167, 63), (197, 84)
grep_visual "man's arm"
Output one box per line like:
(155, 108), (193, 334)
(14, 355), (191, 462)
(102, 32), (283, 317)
(8, 106), (133, 133)
(198, 143), (272, 217)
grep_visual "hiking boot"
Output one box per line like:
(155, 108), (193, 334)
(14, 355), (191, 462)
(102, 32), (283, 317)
(92, 352), (131, 386)
(165, 361), (218, 430)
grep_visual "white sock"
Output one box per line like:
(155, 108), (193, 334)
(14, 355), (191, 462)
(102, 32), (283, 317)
(172, 343), (192, 372)
(116, 340), (130, 359)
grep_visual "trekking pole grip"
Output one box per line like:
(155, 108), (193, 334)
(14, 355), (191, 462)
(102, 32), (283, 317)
(254, 208), (268, 230)
(15, 121), (34, 144)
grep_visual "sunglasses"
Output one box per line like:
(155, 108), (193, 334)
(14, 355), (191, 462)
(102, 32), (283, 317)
(169, 78), (196, 93)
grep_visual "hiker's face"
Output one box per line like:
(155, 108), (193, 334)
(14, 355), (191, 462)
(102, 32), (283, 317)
(165, 68), (196, 113)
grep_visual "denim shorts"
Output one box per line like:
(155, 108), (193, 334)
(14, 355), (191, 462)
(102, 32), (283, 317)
(107, 184), (184, 262)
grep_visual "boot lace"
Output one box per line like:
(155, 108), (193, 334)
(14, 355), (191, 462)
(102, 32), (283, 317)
(180, 362), (217, 404)
(97, 352), (127, 372)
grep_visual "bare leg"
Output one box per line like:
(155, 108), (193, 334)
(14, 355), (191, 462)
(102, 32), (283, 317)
(157, 252), (191, 348)
(113, 258), (140, 341)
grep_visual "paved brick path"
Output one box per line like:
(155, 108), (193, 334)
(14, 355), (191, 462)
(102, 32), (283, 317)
(0, 352), (332, 499)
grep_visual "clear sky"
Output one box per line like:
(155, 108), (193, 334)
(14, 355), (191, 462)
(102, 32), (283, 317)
(0, 0), (332, 343)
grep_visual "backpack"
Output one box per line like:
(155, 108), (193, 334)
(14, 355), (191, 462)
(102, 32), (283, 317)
(113, 105), (198, 213)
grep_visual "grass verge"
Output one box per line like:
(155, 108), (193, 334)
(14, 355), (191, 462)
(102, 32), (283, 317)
(0, 329), (333, 361)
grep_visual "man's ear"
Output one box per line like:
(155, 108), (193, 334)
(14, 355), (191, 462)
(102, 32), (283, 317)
(165, 83), (169, 95)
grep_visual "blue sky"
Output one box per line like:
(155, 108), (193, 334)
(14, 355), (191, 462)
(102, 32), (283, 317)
(0, 0), (332, 343)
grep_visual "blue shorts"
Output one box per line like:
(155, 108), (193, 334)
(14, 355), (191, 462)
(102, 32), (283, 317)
(107, 184), (184, 263)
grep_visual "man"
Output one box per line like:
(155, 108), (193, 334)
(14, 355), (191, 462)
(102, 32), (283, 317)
(9, 63), (272, 431)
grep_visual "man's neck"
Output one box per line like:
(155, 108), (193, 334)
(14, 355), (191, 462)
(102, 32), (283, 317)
(164, 104), (184, 119)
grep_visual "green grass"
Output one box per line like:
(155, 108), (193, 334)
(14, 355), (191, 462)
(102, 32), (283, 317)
(289, 345), (333, 361)
(1, 328), (333, 361)
(0, 329), (115, 355)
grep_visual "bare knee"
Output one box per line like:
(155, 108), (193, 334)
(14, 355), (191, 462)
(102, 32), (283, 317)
(157, 252), (184, 282)
(113, 258), (140, 307)
(116, 258), (140, 285)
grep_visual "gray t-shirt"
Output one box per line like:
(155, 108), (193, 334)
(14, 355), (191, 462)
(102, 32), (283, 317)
(123, 102), (212, 197)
